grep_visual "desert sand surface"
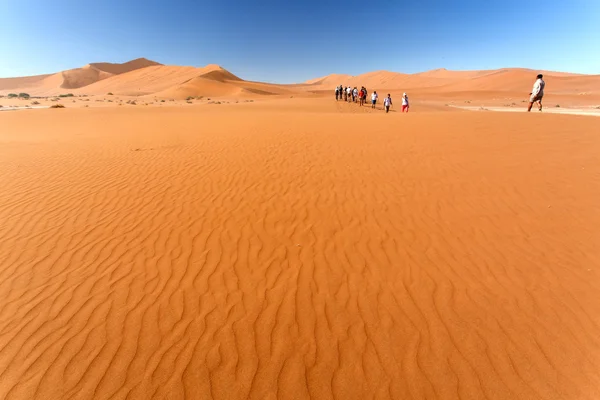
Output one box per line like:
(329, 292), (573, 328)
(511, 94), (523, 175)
(1, 97), (600, 400)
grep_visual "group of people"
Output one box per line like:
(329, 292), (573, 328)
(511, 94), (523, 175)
(333, 73), (547, 114)
(335, 85), (409, 113)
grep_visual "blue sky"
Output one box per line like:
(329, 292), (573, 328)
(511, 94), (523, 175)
(1, 0), (599, 83)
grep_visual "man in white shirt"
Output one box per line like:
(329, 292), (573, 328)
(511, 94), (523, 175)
(383, 94), (392, 113)
(352, 87), (358, 102)
(371, 91), (378, 109)
(528, 74), (545, 112)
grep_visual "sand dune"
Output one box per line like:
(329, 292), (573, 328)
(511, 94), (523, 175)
(76, 64), (250, 97)
(3, 58), (598, 102)
(0, 58), (162, 96)
(1, 99), (600, 399)
(88, 58), (162, 75)
(308, 68), (600, 96)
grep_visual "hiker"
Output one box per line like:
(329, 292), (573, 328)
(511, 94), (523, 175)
(371, 91), (378, 109)
(335, 86), (339, 101)
(353, 87), (358, 102)
(359, 88), (365, 106)
(528, 74), (545, 112)
(343, 86), (348, 101)
(383, 94), (393, 113)
(401, 93), (409, 112)
(347, 86), (352, 102)
(363, 87), (368, 104)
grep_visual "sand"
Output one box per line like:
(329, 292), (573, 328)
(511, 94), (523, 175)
(1, 97), (600, 400)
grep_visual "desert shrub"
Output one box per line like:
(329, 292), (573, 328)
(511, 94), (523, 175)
(50, 104), (65, 108)
(186, 100), (193, 104)
(161, 100), (165, 102)
(555, 104), (560, 108)
(19, 93), (30, 99)
(107, 92), (114, 95)
(8, 93), (18, 98)
(59, 93), (74, 98)
(31, 101), (40, 105)
(186, 96), (194, 101)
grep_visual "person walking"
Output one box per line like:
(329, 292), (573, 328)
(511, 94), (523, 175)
(528, 74), (545, 112)
(335, 86), (339, 101)
(359, 87), (365, 106)
(371, 91), (378, 109)
(347, 86), (352, 102)
(383, 94), (393, 113)
(401, 93), (409, 112)
(353, 87), (358, 102)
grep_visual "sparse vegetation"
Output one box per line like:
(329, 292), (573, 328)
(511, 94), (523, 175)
(595, 106), (600, 109)
(7, 93), (18, 98)
(161, 100), (165, 103)
(31, 101), (40, 105)
(18, 93), (30, 99)
(50, 104), (65, 108)
(555, 104), (561, 108)
(186, 96), (194, 101)
(59, 93), (74, 98)
(107, 92), (114, 95)
(186, 101), (193, 104)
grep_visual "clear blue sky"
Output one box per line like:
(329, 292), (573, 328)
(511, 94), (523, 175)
(1, 0), (599, 83)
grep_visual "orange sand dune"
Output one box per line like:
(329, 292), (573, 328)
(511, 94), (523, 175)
(76, 64), (245, 97)
(308, 68), (600, 96)
(0, 58), (162, 96)
(155, 68), (296, 99)
(435, 69), (600, 93)
(0, 74), (51, 92)
(306, 73), (354, 86)
(1, 99), (600, 399)
(88, 57), (162, 75)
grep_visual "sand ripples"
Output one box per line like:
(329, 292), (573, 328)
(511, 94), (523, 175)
(1, 105), (599, 399)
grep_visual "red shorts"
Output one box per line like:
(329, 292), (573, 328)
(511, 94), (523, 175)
(402, 105), (409, 112)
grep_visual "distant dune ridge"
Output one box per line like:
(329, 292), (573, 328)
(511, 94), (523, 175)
(1, 58), (599, 99)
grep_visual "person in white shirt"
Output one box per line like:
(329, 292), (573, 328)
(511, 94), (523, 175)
(371, 91), (378, 109)
(383, 94), (393, 113)
(401, 93), (409, 113)
(346, 86), (352, 102)
(353, 87), (358, 103)
(528, 74), (545, 112)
